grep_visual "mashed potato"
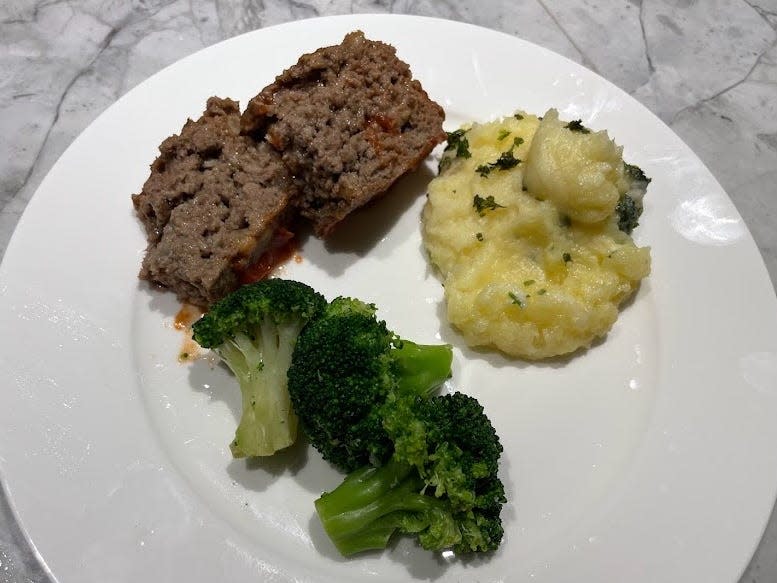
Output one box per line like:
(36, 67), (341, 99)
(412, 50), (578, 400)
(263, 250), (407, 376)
(421, 109), (650, 359)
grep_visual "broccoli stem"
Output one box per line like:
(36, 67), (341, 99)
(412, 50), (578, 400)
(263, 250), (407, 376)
(221, 322), (302, 457)
(231, 370), (298, 457)
(315, 458), (453, 555)
(392, 341), (453, 396)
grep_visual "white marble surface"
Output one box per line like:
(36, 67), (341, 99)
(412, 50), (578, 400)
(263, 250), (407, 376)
(1, 1), (776, 581)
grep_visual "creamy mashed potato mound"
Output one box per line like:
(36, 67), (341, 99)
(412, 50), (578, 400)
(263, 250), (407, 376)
(421, 109), (651, 359)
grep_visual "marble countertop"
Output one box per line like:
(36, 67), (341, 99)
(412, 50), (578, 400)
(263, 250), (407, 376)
(1, 1), (776, 581)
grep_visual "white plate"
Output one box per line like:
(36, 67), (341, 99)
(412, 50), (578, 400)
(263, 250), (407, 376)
(2, 14), (777, 583)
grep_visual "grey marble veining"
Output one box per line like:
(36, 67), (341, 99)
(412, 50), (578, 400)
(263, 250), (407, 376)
(1, 1), (776, 582)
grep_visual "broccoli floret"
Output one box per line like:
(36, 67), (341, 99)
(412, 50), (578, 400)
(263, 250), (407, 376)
(192, 279), (326, 458)
(616, 162), (651, 234)
(314, 392), (506, 556)
(287, 297), (453, 471)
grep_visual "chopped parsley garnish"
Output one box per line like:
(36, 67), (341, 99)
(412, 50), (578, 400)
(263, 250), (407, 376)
(473, 194), (505, 216)
(514, 113), (524, 120)
(508, 292), (524, 308)
(476, 232), (484, 242)
(476, 164), (492, 178)
(513, 136), (524, 148)
(562, 252), (572, 263)
(564, 120), (590, 134)
(497, 129), (511, 141)
(493, 150), (521, 170)
(523, 279), (535, 286)
(439, 129), (472, 173)
(443, 129), (472, 158)
(476, 150), (522, 178)
(538, 288), (547, 295)
(559, 213), (572, 227)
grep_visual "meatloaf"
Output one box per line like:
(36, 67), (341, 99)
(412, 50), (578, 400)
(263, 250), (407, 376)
(241, 31), (446, 236)
(133, 97), (296, 307)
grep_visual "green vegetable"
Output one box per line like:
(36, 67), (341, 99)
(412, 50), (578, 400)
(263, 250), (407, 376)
(624, 163), (651, 185)
(514, 112), (524, 120)
(287, 297), (453, 472)
(497, 129), (511, 141)
(476, 232), (484, 242)
(564, 119), (590, 134)
(476, 150), (522, 178)
(192, 279), (326, 457)
(616, 163), (651, 234)
(438, 129), (473, 173)
(473, 195), (505, 216)
(314, 392), (505, 556)
(287, 298), (505, 556)
(508, 291), (524, 308)
(615, 194), (641, 234)
(562, 252), (572, 263)
(445, 129), (472, 158)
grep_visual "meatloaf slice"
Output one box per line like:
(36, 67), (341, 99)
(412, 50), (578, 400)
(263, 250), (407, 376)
(132, 97), (296, 307)
(241, 31), (445, 237)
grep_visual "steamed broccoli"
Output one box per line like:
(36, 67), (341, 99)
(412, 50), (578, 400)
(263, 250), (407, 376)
(286, 297), (453, 471)
(616, 162), (651, 234)
(314, 392), (506, 556)
(192, 279), (326, 457)
(287, 298), (505, 556)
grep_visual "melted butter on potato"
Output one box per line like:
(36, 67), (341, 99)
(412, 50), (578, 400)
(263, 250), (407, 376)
(422, 109), (651, 360)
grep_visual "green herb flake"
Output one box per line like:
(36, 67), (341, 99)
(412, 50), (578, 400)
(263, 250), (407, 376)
(456, 137), (471, 158)
(494, 150), (521, 170)
(508, 292), (524, 308)
(564, 120), (590, 134)
(476, 232), (484, 242)
(559, 214), (572, 227)
(538, 288), (547, 295)
(443, 128), (472, 159)
(477, 150), (522, 179)
(476, 164), (492, 178)
(497, 129), (511, 141)
(473, 194), (505, 216)
(513, 136), (524, 148)
(523, 279), (535, 286)
(514, 113), (524, 120)
(562, 252), (572, 263)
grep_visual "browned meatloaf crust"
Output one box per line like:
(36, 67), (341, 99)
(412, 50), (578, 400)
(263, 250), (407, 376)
(241, 31), (446, 237)
(132, 97), (296, 307)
